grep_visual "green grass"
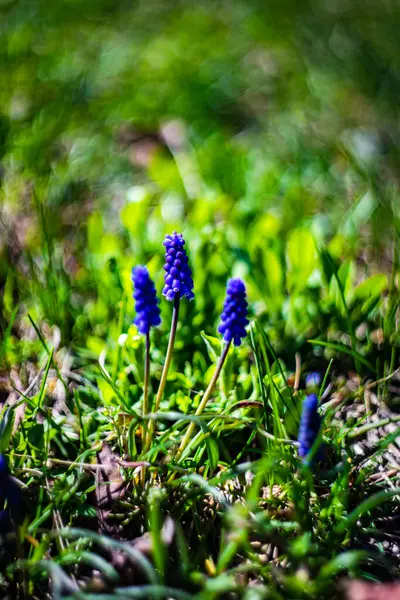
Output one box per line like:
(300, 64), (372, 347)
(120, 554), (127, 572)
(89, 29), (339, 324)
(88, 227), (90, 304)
(0, 1), (400, 598)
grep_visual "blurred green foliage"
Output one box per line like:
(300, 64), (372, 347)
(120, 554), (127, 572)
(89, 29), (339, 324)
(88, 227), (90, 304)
(0, 3), (400, 597)
(0, 0), (399, 381)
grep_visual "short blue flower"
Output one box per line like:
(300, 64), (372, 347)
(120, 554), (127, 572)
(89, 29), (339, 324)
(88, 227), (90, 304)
(162, 232), (194, 301)
(132, 266), (161, 335)
(298, 394), (323, 461)
(0, 455), (22, 525)
(305, 372), (321, 390)
(218, 278), (249, 346)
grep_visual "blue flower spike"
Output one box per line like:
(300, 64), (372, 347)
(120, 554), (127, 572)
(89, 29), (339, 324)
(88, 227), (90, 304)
(162, 232), (194, 302)
(218, 278), (249, 346)
(298, 393), (323, 463)
(132, 266), (161, 335)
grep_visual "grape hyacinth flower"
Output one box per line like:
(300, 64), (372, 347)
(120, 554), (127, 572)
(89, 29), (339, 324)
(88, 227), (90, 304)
(176, 278), (249, 461)
(162, 232), (194, 301)
(147, 233), (194, 458)
(132, 266), (161, 484)
(298, 393), (323, 462)
(132, 266), (161, 335)
(218, 278), (249, 346)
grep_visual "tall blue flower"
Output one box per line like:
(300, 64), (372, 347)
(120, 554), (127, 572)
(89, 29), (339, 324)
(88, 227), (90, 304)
(132, 266), (161, 335)
(162, 232), (194, 301)
(218, 278), (249, 346)
(298, 394), (323, 461)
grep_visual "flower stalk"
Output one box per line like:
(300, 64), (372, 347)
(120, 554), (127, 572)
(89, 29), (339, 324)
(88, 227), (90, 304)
(145, 232), (194, 453)
(140, 331), (151, 485)
(131, 265), (161, 483)
(176, 277), (249, 462)
(142, 332), (151, 421)
(146, 294), (180, 450)
(175, 340), (231, 461)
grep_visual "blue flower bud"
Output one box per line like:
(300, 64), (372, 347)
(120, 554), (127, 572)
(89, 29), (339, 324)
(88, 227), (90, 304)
(298, 394), (323, 461)
(162, 232), (194, 301)
(132, 266), (161, 335)
(305, 372), (321, 390)
(218, 278), (249, 346)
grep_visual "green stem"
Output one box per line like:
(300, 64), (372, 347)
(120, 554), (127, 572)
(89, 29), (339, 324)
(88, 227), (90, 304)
(346, 414), (400, 439)
(143, 332), (151, 422)
(175, 340), (231, 461)
(112, 292), (127, 383)
(141, 332), (151, 485)
(330, 256), (359, 373)
(146, 295), (180, 451)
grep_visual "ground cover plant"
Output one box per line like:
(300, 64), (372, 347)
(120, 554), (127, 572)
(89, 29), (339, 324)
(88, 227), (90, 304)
(0, 0), (400, 598)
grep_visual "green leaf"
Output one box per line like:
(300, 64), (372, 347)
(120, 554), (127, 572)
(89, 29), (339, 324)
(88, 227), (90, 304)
(335, 487), (400, 535)
(353, 273), (388, 299)
(128, 419), (139, 459)
(0, 304), (19, 368)
(318, 550), (369, 579)
(59, 551), (119, 581)
(148, 489), (167, 578)
(201, 331), (221, 363)
(0, 408), (14, 453)
(28, 423), (45, 450)
(290, 532), (313, 559)
(71, 505), (98, 519)
(204, 573), (236, 594)
(263, 248), (284, 309)
(87, 212), (104, 256)
(342, 191), (378, 238)
(57, 527), (157, 584)
(308, 339), (376, 373)
(205, 435), (219, 472)
(329, 260), (355, 311)
(287, 228), (317, 291)
(36, 347), (54, 414)
(318, 248), (337, 285)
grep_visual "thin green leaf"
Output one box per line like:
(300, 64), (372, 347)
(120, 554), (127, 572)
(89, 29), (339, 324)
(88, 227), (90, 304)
(0, 303), (19, 368)
(308, 339), (376, 373)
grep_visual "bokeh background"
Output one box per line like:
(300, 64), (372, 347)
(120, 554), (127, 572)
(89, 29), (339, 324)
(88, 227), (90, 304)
(1, 0), (399, 370)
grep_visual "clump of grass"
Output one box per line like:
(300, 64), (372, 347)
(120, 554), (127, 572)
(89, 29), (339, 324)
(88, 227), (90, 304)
(0, 221), (399, 600)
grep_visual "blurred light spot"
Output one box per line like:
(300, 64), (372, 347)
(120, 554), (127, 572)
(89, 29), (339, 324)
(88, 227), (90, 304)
(118, 333), (128, 346)
(126, 186), (148, 204)
(161, 193), (184, 222)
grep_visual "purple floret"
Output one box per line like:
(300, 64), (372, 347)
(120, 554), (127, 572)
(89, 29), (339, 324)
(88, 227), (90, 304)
(162, 232), (194, 301)
(218, 278), (249, 346)
(132, 266), (161, 335)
